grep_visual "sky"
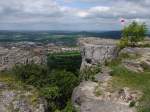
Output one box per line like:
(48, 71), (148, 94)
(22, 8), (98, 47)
(0, 0), (150, 31)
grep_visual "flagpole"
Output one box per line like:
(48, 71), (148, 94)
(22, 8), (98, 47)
(120, 18), (126, 39)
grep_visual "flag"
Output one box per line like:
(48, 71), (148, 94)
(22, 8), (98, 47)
(120, 18), (126, 25)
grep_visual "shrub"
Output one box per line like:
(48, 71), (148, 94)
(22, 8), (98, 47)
(12, 63), (79, 111)
(79, 65), (101, 81)
(129, 101), (136, 107)
(118, 37), (129, 49)
(62, 101), (75, 112)
(41, 85), (60, 111)
(12, 63), (49, 87)
(94, 85), (102, 97)
(119, 21), (147, 48)
(49, 70), (79, 99)
(47, 51), (81, 75)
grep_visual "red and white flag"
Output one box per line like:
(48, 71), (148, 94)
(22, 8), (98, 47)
(120, 18), (126, 25)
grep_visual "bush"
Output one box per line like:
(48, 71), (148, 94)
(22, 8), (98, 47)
(118, 37), (129, 49)
(12, 63), (49, 87)
(79, 65), (101, 81)
(119, 21), (147, 48)
(12, 63), (79, 111)
(41, 86), (60, 111)
(47, 51), (81, 75)
(62, 101), (75, 112)
(129, 101), (136, 107)
(49, 70), (79, 99)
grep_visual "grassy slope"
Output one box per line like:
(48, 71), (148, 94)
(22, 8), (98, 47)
(111, 66), (150, 110)
(109, 55), (150, 112)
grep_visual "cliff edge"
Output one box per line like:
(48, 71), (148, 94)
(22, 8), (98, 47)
(78, 37), (118, 69)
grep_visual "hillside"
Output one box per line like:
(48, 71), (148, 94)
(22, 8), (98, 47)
(0, 31), (129, 46)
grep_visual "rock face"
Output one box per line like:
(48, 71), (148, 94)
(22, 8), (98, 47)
(0, 82), (47, 112)
(72, 81), (139, 112)
(120, 47), (150, 72)
(72, 66), (141, 112)
(72, 68), (142, 112)
(72, 38), (145, 112)
(78, 38), (118, 69)
(0, 46), (47, 71)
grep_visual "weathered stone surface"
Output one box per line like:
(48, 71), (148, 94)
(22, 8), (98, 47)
(120, 47), (150, 72)
(120, 47), (150, 56)
(72, 81), (139, 112)
(78, 38), (118, 69)
(81, 100), (134, 112)
(0, 82), (47, 112)
(0, 46), (47, 71)
(72, 63), (142, 112)
(72, 39), (149, 112)
(122, 60), (144, 73)
(95, 67), (112, 83)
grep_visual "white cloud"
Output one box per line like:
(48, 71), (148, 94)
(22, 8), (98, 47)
(0, 0), (150, 30)
(77, 11), (88, 17)
(90, 6), (110, 12)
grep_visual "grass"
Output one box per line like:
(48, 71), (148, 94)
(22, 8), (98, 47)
(106, 46), (150, 112)
(0, 72), (24, 90)
(80, 65), (101, 81)
(0, 71), (39, 92)
(0, 71), (41, 107)
(94, 85), (102, 97)
(110, 65), (150, 112)
(105, 52), (140, 68)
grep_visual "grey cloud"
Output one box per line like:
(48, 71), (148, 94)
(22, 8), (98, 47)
(0, 0), (150, 30)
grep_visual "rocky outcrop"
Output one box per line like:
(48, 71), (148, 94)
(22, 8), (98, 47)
(72, 38), (146, 112)
(72, 80), (141, 112)
(0, 46), (47, 71)
(0, 82), (47, 112)
(120, 47), (150, 72)
(72, 66), (141, 112)
(78, 38), (118, 69)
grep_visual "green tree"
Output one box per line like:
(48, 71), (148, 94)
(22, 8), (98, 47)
(49, 70), (79, 99)
(41, 70), (79, 111)
(47, 51), (81, 75)
(120, 21), (147, 47)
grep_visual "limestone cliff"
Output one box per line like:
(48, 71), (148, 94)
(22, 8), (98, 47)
(72, 38), (148, 112)
(78, 37), (118, 69)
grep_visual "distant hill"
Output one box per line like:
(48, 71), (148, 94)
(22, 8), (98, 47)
(0, 30), (149, 46)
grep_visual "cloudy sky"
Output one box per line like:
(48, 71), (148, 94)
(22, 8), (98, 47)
(0, 0), (150, 31)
